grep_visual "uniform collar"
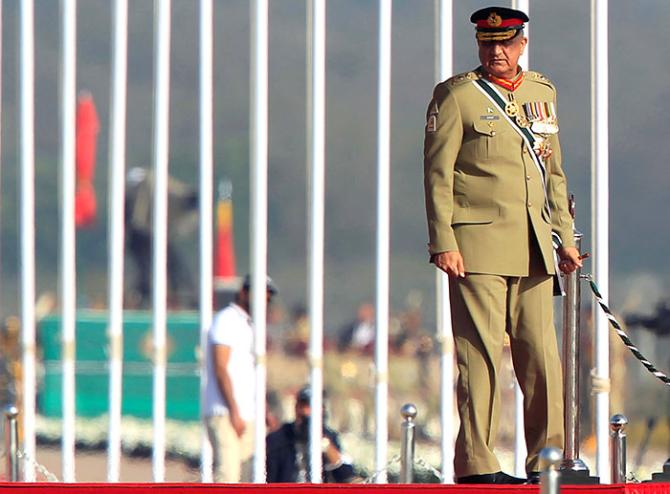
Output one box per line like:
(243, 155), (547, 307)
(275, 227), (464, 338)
(481, 66), (524, 92)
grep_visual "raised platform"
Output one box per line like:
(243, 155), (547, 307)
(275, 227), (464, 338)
(0, 483), (669, 494)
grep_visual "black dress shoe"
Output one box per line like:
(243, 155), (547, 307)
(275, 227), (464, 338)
(526, 472), (541, 484)
(457, 471), (527, 484)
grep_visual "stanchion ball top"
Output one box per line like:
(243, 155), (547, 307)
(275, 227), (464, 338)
(400, 403), (417, 420)
(538, 447), (562, 469)
(610, 414), (628, 430)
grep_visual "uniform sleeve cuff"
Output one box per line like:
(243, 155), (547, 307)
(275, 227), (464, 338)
(428, 239), (458, 256)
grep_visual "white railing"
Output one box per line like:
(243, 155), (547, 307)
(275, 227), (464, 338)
(8, 1), (611, 484)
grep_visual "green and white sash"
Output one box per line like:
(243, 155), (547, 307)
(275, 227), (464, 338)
(472, 78), (552, 222)
(473, 78), (566, 294)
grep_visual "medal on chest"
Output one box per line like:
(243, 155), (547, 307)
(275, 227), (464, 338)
(532, 136), (553, 160)
(505, 93), (532, 128)
(522, 101), (559, 135)
(505, 93), (520, 117)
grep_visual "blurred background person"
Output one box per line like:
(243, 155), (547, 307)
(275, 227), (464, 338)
(282, 304), (309, 357)
(337, 303), (375, 354)
(203, 275), (277, 482)
(124, 166), (199, 309)
(266, 386), (355, 483)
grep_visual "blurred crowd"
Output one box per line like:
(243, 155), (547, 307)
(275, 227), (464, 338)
(270, 295), (436, 363)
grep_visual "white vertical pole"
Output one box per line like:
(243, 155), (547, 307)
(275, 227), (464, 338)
(151, 0), (171, 482)
(513, 0), (529, 68)
(0, 0), (3, 318)
(107, 0), (128, 482)
(250, 0), (269, 483)
(60, 0), (77, 483)
(19, 0), (36, 482)
(591, 0), (610, 483)
(434, 0), (454, 484)
(374, 0), (391, 483)
(306, 0), (326, 483)
(511, 0), (529, 478)
(198, 0), (214, 484)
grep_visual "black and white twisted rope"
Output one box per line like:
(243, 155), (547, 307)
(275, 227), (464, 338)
(588, 277), (670, 387)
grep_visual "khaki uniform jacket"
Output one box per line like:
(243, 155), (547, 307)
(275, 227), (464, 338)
(424, 67), (575, 276)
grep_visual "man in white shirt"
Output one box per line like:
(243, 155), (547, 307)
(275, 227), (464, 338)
(204, 275), (277, 482)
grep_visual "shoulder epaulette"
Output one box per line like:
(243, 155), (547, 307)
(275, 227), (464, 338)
(445, 71), (479, 88)
(526, 70), (556, 89)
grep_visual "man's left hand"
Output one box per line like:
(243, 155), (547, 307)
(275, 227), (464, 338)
(557, 246), (583, 274)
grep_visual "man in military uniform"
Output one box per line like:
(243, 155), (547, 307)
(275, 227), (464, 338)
(423, 6), (583, 484)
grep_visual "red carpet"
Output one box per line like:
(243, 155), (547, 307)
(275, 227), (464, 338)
(0, 484), (668, 494)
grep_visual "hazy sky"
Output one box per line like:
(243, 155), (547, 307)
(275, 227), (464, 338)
(1, 1), (669, 331)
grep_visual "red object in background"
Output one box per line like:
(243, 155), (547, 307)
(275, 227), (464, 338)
(75, 91), (100, 228)
(214, 181), (237, 281)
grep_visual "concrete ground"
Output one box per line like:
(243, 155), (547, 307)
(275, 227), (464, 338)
(30, 447), (199, 483)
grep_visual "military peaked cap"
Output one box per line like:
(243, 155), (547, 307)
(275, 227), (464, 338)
(470, 6), (528, 42)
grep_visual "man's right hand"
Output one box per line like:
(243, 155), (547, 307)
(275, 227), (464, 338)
(432, 251), (465, 278)
(230, 410), (246, 437)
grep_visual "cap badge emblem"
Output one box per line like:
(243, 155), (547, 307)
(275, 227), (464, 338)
(487, 12), (502, 27)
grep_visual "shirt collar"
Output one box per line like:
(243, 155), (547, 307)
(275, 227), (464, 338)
(230, 302), (252, 323)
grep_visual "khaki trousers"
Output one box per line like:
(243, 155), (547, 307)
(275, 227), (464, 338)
(449, 273), (564, 477)
(205, 415), (255, 483)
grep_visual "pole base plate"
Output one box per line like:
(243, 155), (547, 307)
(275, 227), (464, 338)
(560, 469), (600, 485)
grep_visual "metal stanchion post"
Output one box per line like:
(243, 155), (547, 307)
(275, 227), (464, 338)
(559, 196), (598, 484)
(4, 405), (19, 481)
(400, 403), (417, 483)
(609, 414), (628, 483)
(539, 447), (562, 494)
(561, 228), (585, 470)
